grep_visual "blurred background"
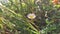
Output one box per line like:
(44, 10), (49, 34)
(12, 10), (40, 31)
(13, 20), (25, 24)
(0, 0), (60, 34)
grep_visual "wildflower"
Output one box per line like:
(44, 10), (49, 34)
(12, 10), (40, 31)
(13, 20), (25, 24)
(27, 13), (36, 19)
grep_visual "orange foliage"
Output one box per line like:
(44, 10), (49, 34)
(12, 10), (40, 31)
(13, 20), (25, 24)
(52, 0), (59, 4)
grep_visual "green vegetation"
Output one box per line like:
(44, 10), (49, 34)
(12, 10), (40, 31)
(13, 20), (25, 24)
(0, 0), (60, 34)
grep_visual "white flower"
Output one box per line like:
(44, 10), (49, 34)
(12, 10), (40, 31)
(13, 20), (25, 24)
(27, 13), (36, 19)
